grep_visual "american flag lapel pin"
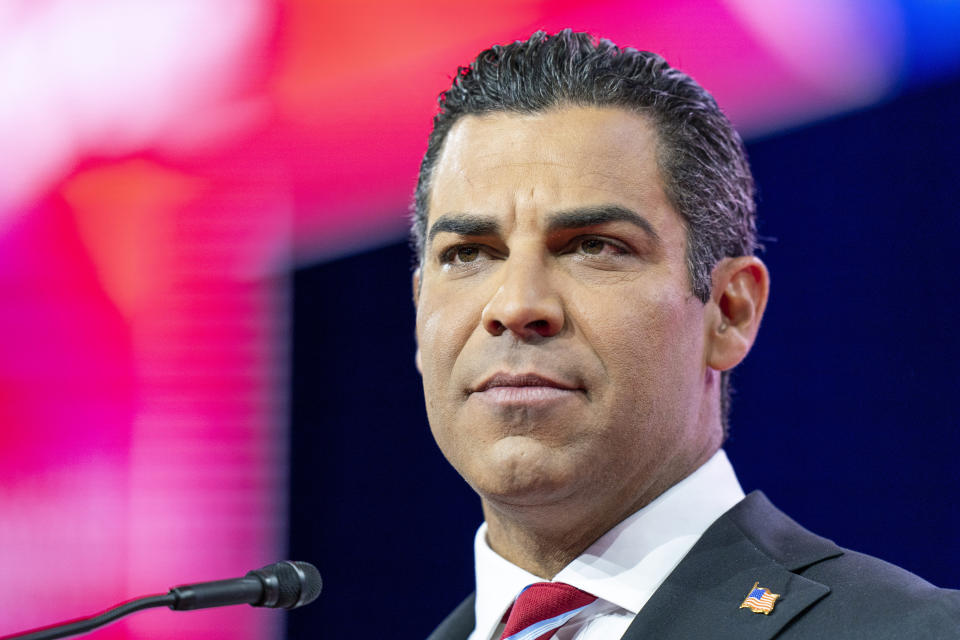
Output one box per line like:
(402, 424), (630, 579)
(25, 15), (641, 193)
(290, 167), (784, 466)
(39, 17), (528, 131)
(740, 581), (780, 615)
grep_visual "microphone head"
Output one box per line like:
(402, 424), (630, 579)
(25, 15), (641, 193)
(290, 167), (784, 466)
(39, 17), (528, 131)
(286, 561), (323, 608)
(249, 561), (322, 609)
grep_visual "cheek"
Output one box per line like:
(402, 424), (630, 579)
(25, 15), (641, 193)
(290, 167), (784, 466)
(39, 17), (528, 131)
(575, 285), (704, 400)
(415, 286), (485, 421)
(575, 283), (679, 349)
(416, 303), (481, 480)
(417, 298), (470, 375)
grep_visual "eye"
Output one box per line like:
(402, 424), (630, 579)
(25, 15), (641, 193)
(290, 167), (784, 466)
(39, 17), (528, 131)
(580, 238), (605, 255)
(440, 244), (487, 265)
(455, 246), (480, 262)
(573, 237), (628, 256)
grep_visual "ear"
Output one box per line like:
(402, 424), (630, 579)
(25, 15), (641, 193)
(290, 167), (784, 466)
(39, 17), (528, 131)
(412, 267), (421, 308)
(412, 268), (423, 374)
(705, 256), (770, 371)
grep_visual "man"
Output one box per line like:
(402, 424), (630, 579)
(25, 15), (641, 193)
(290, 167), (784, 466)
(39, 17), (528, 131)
(410, 30), (959, 639)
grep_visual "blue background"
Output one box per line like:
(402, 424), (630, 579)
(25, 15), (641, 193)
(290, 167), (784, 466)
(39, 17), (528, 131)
(288, 75), (960, 639)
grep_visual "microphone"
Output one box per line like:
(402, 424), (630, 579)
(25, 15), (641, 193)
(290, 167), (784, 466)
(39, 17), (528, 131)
(171, 560), (323, 610)
(0, 561), (322, 640)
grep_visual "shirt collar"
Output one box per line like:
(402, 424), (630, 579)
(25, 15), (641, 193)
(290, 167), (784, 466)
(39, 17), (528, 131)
(471, 449), (744, 640)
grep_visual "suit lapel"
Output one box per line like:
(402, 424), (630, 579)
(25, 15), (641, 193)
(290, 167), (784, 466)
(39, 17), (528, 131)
(426, 592), (475, 640)
(620, 492), (841, 640)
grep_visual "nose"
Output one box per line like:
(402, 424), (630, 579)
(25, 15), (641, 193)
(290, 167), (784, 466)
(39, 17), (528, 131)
(481, 253), (564, 339)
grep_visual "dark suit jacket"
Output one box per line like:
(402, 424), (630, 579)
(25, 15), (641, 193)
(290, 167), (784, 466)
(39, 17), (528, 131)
(426, 491), (960, 639)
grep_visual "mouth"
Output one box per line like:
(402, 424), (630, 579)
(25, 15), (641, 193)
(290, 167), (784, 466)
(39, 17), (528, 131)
(470, 372), (585, 406)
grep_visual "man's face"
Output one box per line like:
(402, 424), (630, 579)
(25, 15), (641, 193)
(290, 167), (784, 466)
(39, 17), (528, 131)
(414, 106), (720, 520)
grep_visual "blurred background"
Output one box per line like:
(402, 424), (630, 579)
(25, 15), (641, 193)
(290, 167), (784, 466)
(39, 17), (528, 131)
(1, 1), (958, 638)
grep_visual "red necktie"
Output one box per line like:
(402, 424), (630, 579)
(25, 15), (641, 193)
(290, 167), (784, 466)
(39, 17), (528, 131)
(499, 582), (597, 640)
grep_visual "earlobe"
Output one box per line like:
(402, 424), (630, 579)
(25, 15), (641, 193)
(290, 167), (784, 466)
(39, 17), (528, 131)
(706, 256), (770, 371)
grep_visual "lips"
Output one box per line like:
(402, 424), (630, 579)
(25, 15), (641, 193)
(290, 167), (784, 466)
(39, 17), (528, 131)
(474, 372), (580, 392)
(470, 372), (584, 406)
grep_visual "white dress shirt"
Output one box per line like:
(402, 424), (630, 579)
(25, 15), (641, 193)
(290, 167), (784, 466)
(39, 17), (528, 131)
(468, 449), (745, 640)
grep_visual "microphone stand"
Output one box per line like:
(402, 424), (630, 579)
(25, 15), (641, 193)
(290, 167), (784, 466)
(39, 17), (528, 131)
(0, 561), (320, 640)
(0, 594), (176, 640)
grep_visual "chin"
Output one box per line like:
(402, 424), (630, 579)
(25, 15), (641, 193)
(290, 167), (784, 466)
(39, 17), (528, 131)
(466, 438), (581, 507)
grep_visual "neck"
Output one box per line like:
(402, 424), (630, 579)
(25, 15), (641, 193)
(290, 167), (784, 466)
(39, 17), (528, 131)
(481, 500), (624, 579)
(480, 442), (720, 579)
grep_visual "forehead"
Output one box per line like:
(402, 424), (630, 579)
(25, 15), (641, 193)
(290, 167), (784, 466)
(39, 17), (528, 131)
(427, 105), (672, 230)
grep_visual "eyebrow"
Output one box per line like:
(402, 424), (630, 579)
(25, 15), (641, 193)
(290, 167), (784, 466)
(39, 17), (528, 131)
(546, 205), (660, 242)
(426, 204), (660, 244)
(427, 214), (500, 243)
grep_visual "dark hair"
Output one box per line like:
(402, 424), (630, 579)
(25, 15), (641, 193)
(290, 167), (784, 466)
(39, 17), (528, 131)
(411, 30), (757, 434)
